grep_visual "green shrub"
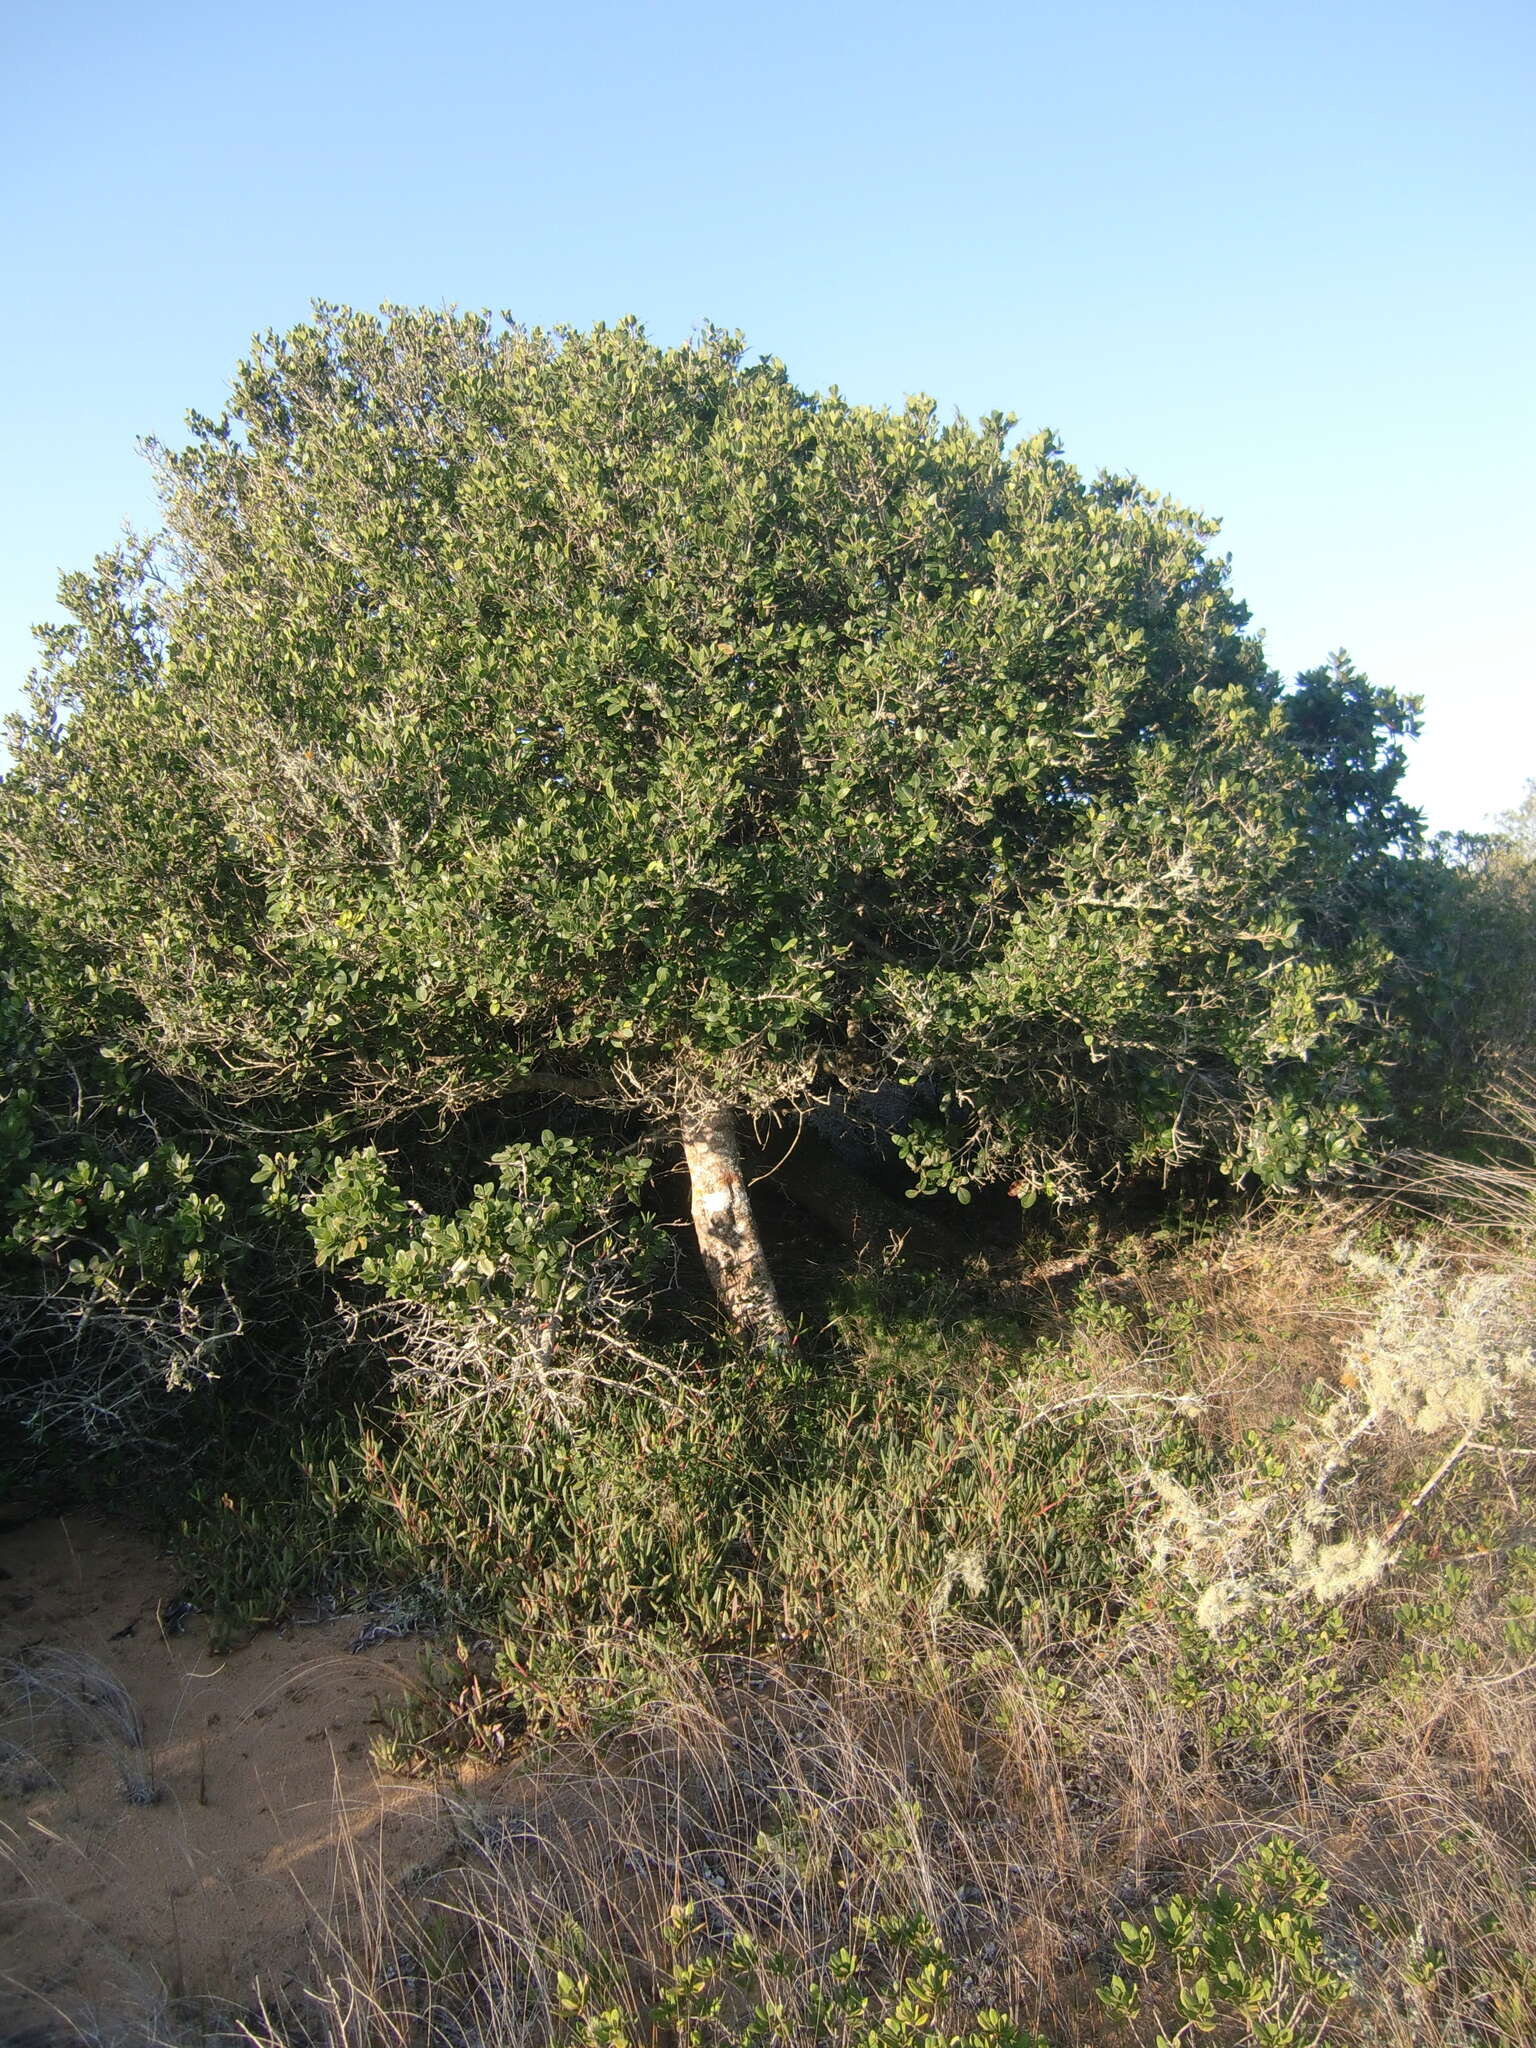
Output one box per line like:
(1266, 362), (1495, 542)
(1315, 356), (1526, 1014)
(1097, 1840), (1354, 2045)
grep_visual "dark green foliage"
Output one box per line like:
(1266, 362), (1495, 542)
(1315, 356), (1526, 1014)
(0, 900), (663, 1474)
(1363, 807), (1536, 1143)
(0, 907), (280, 1465)
(3, 308), (1425, 1206)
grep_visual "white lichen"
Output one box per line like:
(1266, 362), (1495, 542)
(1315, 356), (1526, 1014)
(1338, 1244), (1534, 1435)
(928, 1547), (989, 1623)
(1142, 1239), (1534, 1634)
(1287, 1528), (1393, 1604)
(1194, 1577), (1259, 1634)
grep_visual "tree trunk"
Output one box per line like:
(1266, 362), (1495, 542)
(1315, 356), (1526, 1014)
(680, 1100), (792, 1351)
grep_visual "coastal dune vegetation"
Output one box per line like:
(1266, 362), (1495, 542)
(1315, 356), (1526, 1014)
(1, 309), (1534, 2044)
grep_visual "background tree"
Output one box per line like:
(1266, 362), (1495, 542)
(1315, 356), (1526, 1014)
(2, 309), (1421, 1346)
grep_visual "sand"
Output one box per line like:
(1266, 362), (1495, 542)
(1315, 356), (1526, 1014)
(0, 1513), (446, 2039)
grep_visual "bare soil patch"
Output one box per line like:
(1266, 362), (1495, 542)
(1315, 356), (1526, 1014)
(0, 1512), (444, 2038)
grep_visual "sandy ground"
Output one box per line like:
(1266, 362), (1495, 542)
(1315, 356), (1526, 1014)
(0, 1513), (446, 2039)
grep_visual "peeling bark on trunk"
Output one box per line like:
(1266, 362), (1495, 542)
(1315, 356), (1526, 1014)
(680, 1100), (792, 1351)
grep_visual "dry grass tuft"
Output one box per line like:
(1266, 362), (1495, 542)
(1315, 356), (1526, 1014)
(4, 1647), (157, 1806)
(1396, 1073), (1536, 1281)
(228, 1603), (1536, 2046)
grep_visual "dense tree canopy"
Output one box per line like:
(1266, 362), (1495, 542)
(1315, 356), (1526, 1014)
(1, 308), (1421, 1341)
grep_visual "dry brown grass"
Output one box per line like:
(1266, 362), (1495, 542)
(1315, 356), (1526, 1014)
(231, 1597), (1536, 2046)
(1077, 1200), (1386, 1440)
(1394, 1074), (1536, 1283)
(3, 1648), (157, 1807)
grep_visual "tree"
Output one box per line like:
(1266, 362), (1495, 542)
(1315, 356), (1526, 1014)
(1496, 781), (1536, 851)
(2, 309), (1420, 1348)
(1467, 782), (1536, 1072)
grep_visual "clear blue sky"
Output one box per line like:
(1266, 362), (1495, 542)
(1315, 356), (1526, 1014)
(4, 0), (1531, 834)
